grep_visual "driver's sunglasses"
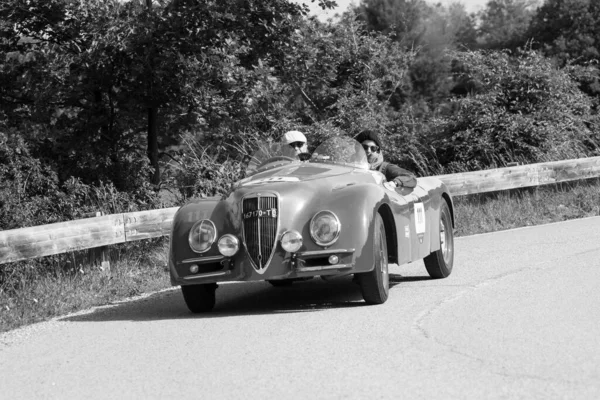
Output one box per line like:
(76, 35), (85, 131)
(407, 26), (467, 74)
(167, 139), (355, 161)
(362, 144), (379, 153)
(289, 141), (305, 149)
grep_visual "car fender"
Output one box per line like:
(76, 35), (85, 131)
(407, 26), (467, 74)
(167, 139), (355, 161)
(321, 182), (392, 273)
(169, 197), (224, 278)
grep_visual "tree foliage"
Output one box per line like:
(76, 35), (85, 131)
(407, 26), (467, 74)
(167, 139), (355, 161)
(428, 49), (600, 173)
(527, 0), (600, 64)
(477, 0), (538, 50)
(1, 0), (599, 229)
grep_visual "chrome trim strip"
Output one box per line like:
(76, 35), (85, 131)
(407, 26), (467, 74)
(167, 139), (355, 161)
(296, 264), (352, 272)
(298, 248), (355, 256)
(183, 270), (231, 280)
(181, 255), (226, 264)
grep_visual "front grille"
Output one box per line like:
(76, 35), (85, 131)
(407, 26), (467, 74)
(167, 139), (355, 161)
(242, 194), (279, 272)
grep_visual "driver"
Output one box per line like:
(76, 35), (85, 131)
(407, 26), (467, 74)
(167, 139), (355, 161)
(355, 130), (417, 190)
(282, 130), (310, 161)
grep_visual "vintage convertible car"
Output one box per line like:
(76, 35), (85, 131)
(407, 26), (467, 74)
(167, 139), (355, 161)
(168, 136), (455, 312)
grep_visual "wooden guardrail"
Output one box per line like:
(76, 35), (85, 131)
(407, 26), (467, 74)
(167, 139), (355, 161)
(0, 207), (179, 264)
(1, 156), (599, 264)
(437, 156), (600, 196)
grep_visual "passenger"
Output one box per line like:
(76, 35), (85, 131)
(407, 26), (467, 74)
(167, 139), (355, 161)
(282, 130), (310, 161)
(355, 129), (417, 189)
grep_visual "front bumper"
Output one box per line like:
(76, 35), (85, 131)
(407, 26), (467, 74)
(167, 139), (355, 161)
(170, 248), (359, 286)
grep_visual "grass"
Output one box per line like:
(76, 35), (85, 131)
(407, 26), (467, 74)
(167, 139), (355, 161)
(0, 240), (172, 333)
(453, 178), (600, 237)
(1, 178), (599, 333)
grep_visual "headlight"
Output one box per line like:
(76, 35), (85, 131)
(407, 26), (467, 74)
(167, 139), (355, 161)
(188, 220), (217, 253)
(310, 211), (341, 246)
(281, 230), (303, 253)
(218, 234), (239, 257)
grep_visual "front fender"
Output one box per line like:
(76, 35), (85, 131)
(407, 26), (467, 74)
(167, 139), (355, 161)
(169, 197), (227, 282)
(321, 182), (389, 273)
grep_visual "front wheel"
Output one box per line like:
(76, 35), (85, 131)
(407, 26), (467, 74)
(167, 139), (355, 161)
(357, 213), (389, 304)
(181, 283), (217, 313)
(424, 200), (454, 279)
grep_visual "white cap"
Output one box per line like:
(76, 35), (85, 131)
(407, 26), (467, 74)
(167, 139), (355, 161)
(282, 130), (307, 145)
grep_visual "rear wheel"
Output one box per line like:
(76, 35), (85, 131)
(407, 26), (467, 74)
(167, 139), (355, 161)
(181, 283), (217, 313)
(424, 201), (454, 279)
(357, 213), (389, 304)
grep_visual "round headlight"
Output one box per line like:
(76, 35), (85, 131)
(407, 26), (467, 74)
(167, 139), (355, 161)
(188, 219), (217, 253)
(281, 230), (303, 253)
(310, 211), (341, 246)
(218, 234), (240, 257)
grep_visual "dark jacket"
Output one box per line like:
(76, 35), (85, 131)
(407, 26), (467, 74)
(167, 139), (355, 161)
(378, 162), (417, 188)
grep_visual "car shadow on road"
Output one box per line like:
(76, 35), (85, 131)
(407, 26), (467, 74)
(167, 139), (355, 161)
(61, 273), (431, 324)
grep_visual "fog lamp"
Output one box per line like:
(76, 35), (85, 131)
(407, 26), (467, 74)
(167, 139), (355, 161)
(218, 234), (240, 257)
(328, 255), (339, 265)
(281, 230), (303, 253)
(189, 264), (199, 274)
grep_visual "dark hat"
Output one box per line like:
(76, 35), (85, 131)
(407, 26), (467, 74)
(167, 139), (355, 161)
(355, 130), (382, 149)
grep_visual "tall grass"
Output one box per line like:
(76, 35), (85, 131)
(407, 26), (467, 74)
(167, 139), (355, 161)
(454, 178), (600, 237)
(0, 239), (170, 333)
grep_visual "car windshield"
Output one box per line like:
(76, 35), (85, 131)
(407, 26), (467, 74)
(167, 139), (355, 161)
(245, 142), (302, 177)
(309, 136), (368, 169)
(245, 136), (368, 177)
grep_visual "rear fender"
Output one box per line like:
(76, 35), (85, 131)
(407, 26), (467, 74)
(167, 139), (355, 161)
(427, 191), (454, 252)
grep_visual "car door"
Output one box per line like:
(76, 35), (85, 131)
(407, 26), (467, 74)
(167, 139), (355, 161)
(384, 185), (413, 265)
(406, 185), (432, 261)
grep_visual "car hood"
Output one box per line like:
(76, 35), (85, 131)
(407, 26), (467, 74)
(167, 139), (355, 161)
(224, 163), (377, 217)
(238, 162), (371, 186)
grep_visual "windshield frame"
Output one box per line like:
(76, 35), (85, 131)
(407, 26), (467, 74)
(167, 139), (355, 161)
(244, 135), (369, 178)
(309, 136), (369, 170)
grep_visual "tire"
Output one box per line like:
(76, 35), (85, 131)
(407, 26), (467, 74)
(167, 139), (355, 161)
(424, 200), (454, 279)
(357, 213), (389, 304)
(181, 283), (217, 313)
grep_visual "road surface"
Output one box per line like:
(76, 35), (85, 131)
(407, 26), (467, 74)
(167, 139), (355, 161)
(1, 216), (599, 399)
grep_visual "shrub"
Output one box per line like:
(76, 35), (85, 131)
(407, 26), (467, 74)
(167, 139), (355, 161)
(425, 50), (600, 173)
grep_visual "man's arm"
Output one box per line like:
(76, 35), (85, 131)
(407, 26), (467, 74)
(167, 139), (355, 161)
(385, 164), (417, 188)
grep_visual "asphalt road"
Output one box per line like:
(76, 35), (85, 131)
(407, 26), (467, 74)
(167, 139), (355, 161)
(1, 216), (599, 399)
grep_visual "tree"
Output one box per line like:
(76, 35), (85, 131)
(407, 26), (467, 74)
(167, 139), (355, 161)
(354, 1), (477, 115)
(477, 0), (539, 50)
(428, 49), (600, 173)
(0, 0), (312, 187)
(355, 0), (428, 46)
(526, 0), (600, 99)
(527, 0), (600, 64)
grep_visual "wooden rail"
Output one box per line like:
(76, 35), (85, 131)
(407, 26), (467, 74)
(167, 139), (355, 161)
(436, 156), (600, 196)
(0, 207), (179, 264)
(1, 156), (599, 264)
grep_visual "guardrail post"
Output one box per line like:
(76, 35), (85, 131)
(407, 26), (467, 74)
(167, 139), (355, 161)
(83, 211), (110, 272)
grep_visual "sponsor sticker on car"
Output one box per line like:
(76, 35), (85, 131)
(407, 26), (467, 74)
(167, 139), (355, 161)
(415, 202), (426, 243)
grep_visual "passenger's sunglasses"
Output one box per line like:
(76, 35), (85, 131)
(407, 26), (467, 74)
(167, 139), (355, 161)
(289, 141), (306, 149)
(362, 144), (379, 153)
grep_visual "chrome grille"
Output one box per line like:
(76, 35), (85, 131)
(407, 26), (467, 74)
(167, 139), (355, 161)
(242, 194), (278, 272)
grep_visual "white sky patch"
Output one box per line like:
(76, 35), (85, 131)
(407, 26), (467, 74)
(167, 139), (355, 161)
(292, 0), (490, 21)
